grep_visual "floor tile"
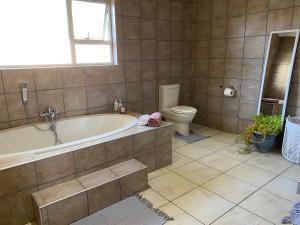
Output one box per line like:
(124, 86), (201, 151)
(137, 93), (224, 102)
(167, 152), (193, 170)
(173, 161), (221, 185)
(140, 189), (169, 208)
(173, 187), (234, 225)
(211, 206), (273, 225)
(172, 138), (187, 149)
(262, 176), (299, 202)
(174, 144), (213, 160)
(148, 167), (169, 180)
(217, 144), (255, 162)
(212, 132), (239, 144)
(194, 126), (222, 136)
(239, 189), (292, 225)
(226, 163), (277, 187)
(194, 138), (231, 152)
(281, 165), (300, 182)
(246, 153), (292, 174)
(203, 174), (257, 204)
(149, 171), (197, 201)
(160, 203), (204, 225)
(198, 153), (241, 172)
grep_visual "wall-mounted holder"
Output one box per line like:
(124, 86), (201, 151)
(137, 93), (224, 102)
(224, 86), (235, 97)
(20, 81), (28, 105)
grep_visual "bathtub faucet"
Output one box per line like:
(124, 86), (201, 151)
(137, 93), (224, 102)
(40, 106), (59, 119)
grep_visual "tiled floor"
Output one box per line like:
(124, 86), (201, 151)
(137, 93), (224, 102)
(142, 124), (300, 225)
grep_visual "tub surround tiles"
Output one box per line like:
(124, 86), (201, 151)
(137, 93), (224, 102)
(0, 122), (172, 225)
(33, 159), (148, 225)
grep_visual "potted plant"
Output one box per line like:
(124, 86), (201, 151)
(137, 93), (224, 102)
(238, 114), (283, 153)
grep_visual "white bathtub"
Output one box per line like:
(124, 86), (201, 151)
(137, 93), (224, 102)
(0, 114), (138, 158)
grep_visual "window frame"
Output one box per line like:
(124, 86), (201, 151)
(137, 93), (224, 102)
(0, 0), (117, 69)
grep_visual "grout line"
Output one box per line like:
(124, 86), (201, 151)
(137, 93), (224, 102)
(149, 129), (295, 224)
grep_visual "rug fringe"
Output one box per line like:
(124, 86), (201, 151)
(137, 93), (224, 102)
(135, 194), (174, 222)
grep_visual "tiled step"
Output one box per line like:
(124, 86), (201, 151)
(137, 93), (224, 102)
(32, 159), (148, 225)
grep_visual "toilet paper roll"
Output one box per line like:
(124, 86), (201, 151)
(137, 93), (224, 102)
(224, 87), (235, 97)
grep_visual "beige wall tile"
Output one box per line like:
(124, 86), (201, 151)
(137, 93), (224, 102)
(106, 136), (133, 162)
(211, 0), (228, 19)
(156, 20), (170, 41)
(157, 0), (170, 20)
(85, 66), (107, 86)
(87, 180), (120, 213)
(122, 0), (140, 17)
(210, 39), (226, 58)
(47, 192), (88, 225)
(226, 38), (244, 58)
(244, 36), (266, 58)
(123, 16), (140, 40)
(142, 61), (157, 80)
(6, 92), (38, 120)
(63, 87), (87, 112)
(247, 0), (270, 14)
(211, 18), (227, 39)
(37, 89), (64, 113)
(126, 82), (142, 102)
(267, 8), (293, 33)
(225, 59), (243, 79)
(35, 152), (75, 185)
(87, 85), (108, 108)
(74, 144), (107, 173)
(61, 68), (85, 88)
(227, 16), (246, 38)
(123, 40), (142, 61)
(141, 40), (157, 60)
(141, 18), (156, 40)
(0, 95), (9, 122)
(245, 12), (268, 36)
(0, 187), (37, 225)
(2, 69), (35, 93)
(269, 0), (293, 10)
(171, 1), (184, 21)
(141, 0), (156, 18)
(34, 69), (62, 90)
(228, 0), (247, 17)
(0, 163), (36, 197)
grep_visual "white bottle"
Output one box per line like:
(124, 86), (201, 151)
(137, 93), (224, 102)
(113, 99), (119, 112)
(118, 99), (123, 109)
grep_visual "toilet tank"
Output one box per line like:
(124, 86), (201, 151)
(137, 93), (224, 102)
(159, 84), (180, 110)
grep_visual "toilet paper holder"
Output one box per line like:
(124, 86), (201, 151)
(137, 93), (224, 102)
(224, 86), (235, 97)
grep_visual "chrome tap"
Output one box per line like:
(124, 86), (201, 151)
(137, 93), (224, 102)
(40, 106), (59, 119)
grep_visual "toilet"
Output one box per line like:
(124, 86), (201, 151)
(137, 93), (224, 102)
(159, 84), (197, 136)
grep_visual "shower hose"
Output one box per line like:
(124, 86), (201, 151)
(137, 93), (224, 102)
(22, 102), (63, 145)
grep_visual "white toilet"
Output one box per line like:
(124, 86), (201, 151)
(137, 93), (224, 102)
(159, 84), (197, 136)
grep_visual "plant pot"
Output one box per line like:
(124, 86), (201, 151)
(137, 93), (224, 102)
(252, 131), (277, 153)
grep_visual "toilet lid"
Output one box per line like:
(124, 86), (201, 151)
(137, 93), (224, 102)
(171, 106), (197, 114)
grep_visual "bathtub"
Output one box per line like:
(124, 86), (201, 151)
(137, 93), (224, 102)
(0, 114), (138, 158)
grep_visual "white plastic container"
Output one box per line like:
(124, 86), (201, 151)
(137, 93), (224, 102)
(282, 116), (300, 163)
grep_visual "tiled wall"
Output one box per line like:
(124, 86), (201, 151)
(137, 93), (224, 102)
(0, 0), (195, 130)
(193, 0), (300, 133)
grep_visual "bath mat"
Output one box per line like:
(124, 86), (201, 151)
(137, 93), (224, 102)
(174, 130), (209, 144)
(71, 195), (172, 225)
(282, 201), (300, 224)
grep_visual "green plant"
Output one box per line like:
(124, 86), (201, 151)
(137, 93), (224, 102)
(237, 114), (283, 153)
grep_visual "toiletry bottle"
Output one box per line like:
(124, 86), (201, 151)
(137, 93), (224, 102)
(118, 99), (123, 110)
(118, 99), (126, 114)
(114, 99), (119, 112)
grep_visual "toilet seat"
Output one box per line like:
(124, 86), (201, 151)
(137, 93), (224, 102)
(171, 106), (197, 114)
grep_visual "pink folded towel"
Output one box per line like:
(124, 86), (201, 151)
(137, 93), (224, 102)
(148, 112), (161, 127)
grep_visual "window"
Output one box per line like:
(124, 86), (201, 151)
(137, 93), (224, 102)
(0, 0), (115, 68)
